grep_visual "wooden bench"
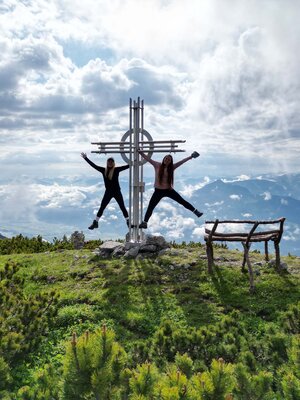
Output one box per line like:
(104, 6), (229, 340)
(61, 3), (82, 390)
(204, 218), (285, 291)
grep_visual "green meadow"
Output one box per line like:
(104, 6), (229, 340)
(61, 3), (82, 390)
(0, 241), (299, 399)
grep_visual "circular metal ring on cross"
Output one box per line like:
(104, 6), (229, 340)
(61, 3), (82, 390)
(120, 129), (154, 165)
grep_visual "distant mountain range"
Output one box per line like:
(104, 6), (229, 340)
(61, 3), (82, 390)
(193, 178), (300, 224)
(0, 233), (7, 240)
(1, 173), (299, 255)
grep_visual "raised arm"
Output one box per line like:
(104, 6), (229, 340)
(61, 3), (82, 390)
(116, 164), (130, 172)
(80, 152), (104, 173)
(173, 151), (200, 170)
(138, 150), (158, 167)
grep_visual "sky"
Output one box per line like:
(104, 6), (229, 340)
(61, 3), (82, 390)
(1, 0), (300, 241)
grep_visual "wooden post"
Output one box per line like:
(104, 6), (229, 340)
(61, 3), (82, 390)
(206, 242), (214, 274)
(242, 243), (255, 292)
(264, 241), (269, 261)
(274, 240), (280, 271)
(206, 220), (219, 274)
(242, 252), (247, 272)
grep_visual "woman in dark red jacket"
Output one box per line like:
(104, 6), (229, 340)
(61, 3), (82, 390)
(81, 153), (129, 229)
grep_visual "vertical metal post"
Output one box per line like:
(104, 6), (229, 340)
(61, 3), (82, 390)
(133, 99), (140, 242)
(140, 100), (144, 236)
(128, 98), (133, 238)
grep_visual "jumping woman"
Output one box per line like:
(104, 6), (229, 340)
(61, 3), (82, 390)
(81, 153), (129, 230)
(138, 150), (203, 229)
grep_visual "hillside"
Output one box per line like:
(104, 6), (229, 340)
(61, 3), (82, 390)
(0, 244), (300, 398)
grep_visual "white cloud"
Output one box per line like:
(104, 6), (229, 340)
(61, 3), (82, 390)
(179, 177), (210, 197)
(262, 191), (272, 200)
(192, 226), (205, 237)
(230, 194), (242, 201)
(205, 201), (224, 207)
(223, 175), (250, 183)
(1, 0), (300, 242)
(242, 213), (252, 217)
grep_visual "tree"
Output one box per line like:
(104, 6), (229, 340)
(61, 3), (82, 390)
(63, 326), (127, 399)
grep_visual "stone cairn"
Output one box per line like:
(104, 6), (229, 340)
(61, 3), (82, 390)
(93, 235), (170, 260)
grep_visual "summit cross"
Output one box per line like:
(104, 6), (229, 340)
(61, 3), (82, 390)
(91, 97), (186, 243)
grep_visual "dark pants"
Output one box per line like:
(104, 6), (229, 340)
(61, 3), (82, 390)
(97, 189), (128, 218)
(144, 188), (195, 222)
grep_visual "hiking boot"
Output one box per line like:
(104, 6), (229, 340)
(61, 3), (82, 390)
(139, 221), (148, 229)
(88, 220), (98, 230)
(193, 210), (203, 218)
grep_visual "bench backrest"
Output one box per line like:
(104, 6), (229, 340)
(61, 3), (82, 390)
(204, 218), (285, 245)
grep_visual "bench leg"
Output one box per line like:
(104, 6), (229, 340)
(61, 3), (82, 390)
(274, 241), (281, 271)
(206, 242), (214, 274)
(242, 243), (251, 272)
(242, 243), (255, 292)
(264, 241), (269, 262)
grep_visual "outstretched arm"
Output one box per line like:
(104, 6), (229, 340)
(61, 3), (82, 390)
(173, 151), (200, 170)
(80, 152), (104, 173)
(138, 150), (157, 167)
(117, 164), (130, 172)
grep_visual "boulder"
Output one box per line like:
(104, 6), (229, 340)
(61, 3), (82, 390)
(144, 234), (170, 249)
(124, 246), (140, 259)
(100, 241), (123, 252)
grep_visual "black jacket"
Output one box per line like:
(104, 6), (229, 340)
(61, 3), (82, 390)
(84, 157), (129, 191)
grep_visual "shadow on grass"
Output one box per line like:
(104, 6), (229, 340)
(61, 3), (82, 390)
(210, 264), (300, 319)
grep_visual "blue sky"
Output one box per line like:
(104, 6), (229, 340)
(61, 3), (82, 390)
(1, 0), (300, 241)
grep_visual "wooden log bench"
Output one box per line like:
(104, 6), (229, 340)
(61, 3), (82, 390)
(204, 218), (285, 291)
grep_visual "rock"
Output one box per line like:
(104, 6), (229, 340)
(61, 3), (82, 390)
(100, 241), (123, 252)
(124, 246), (140, 259)
(139, 244), (157, 253)
(158, 248), (170, 256)
(124, 241), (139, 251)
(96, 235), (171, 260)
(280, 262), (288, 271)
(112, 245), (126, 257)
(253, 262), (263, 266)
(268, 259), (288, 271)
(144, 234), (170, 249)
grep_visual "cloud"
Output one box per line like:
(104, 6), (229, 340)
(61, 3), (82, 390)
(1, 0), (300, 242)
(179, 177), (210, 197)
(262, 191), (272, 201)
(192, 226), (205, 237)
(230, 194), (242, 200)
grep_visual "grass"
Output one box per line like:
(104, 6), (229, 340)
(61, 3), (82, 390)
(1, 245), (299, 350)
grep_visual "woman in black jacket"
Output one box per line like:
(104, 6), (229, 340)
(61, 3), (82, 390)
(81, 153), (129, 229)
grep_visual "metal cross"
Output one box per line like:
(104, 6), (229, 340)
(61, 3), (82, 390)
(91, 97), (186, 243)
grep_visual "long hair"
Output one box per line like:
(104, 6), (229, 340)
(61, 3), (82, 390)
(105, 158), (115, 180)
(158, 155), (174, 186)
